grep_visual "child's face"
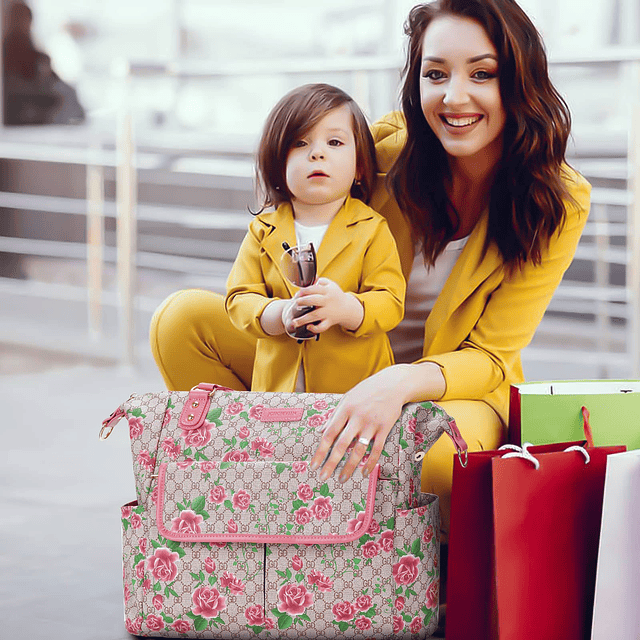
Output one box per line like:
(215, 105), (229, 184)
(285, 104), (358, 213)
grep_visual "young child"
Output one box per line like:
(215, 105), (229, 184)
(225, 83), (405, 394)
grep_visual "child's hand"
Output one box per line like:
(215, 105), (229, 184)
(291, 278), (364, 334)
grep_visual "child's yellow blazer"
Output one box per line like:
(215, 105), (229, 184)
(225, 196), (406, 393)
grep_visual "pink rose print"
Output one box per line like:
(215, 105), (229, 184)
(124, 583), (131, 603)
(415, 431), (425, 447)
(407, 417), (417, 433)
(227, 518), (238, 534)
(225, 402), (244, 415)
(355, 616), (373, 631)
(311, 496), (333, 520)
(324, 409), (335, 420)
(397, 509), (410, 517)
(410, 616), (423, 634)
(232, 489), (251, 511)
(368, 519), (380, 535)
(244, 604), (266, 626)
(192, 586), (227, 618)
(222, 450), (250, 463)
(393, 616), (404, 634)
(209, 485), (226, 504)
(130, 513), (142, 530)
(125, 617), (143, 635)
(361, 540), (381, 559)
(313, 399), (328, 410)
(294, 507), (313, 526)
(212, 541), (227, 548)
(139, 538), (147, 555)
(346, 511), (367, 534)
(251, 437), (275, 458)
(128, 416), (144, 438)
(182, 422), (212, 448)
(147, 547), (179, 582)
(332, 600), (356, 622)
(238, 426), (250, 440)
(161, 436), (181, 460)
(355, 594), (372, 612)
(135, 559), (145, 580)
(434, 553), (439, 568)
(297, 483), (313, 502)
(423, 524), (434, 544)
(248, 404), (264, 420)
(307, 570), (333, 592)
(220, 571), (245, 595)
(264, 617), (275, 630)
(307, 414), (326, 429)
(171, 509), (203, 535)
(171, 620), (191, 633)
(177, 457), (194, 469)
(395, 595), (405, 611)
(204, 557), (216, 574)
(121, 505), (132, 519)
(162, 409), (171, 428)
(152, 594), (163, 611)
(417, 505), (429, 516)
(425, 580), (439, 609)
(146, 614), (164, 632)
(200, 461), (217, 474)
(292, 461), (308, 473)
(392, 554), (420, 586)
(292, 555), (303, 572)
(143, 579), (151, 594)
(378, 516), (394, 543)
(150, 486), (159, 505)
(136, 450), (155, 472)
(277, 583), (313, 616)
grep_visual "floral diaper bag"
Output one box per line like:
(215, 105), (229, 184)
(100, 383), (467, 639)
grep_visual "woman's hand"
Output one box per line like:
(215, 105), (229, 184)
(309, 362), (446, 482)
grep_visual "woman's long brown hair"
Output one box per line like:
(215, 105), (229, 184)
(388, 0), (574, 269)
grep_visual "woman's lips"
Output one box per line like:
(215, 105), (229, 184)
(440, 114), (482, 128)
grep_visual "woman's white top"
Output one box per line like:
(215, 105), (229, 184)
(388, 235), (469, 364)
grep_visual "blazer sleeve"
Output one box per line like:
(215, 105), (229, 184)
(348, 217), (406, 338)
(421, 172), (591, 400)
(225, 222), (280, 340)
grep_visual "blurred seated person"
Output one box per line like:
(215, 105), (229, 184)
(3, 1), (85, 125)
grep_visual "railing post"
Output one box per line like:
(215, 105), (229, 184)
(86, 142), (105, 339)
(116, 61), (137, 367)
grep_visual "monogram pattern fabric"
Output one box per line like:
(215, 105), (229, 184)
(107, 388), (461, 638)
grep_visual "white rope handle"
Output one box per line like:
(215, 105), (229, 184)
(563, 445), (591, 464)
(499, 442), (540, 469)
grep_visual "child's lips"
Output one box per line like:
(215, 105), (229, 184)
(308, 171), (329, 178)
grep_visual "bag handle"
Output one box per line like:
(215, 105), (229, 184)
(414, 410), (469, 468)
(581, 406), (595, 448)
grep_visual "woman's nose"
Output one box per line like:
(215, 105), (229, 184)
(443, 77), (469, 106)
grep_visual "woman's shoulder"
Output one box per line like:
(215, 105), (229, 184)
(560, 164), (592, 218)
(371, 111), (407, 173)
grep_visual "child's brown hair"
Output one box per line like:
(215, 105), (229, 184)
(256, 83), (377, 210)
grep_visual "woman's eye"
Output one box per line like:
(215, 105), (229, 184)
(423, 69), (446, 81)
(473, 70), (496, 81)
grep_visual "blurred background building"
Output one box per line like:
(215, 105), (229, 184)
(1, 0), (640, 379)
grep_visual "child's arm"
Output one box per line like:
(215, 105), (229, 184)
(225, 223), (293, 338)
(293, 218), (405, 336)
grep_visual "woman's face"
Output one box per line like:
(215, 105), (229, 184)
(420, 15), (506, 164)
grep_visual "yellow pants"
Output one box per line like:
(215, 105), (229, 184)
(149, 288), (506, 538)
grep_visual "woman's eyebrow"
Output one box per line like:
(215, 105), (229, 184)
(422, 53), (498, 63)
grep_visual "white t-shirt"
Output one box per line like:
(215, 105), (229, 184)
(388, 235), (469, 364)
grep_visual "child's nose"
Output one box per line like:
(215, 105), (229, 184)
(309, 145), (325, 160)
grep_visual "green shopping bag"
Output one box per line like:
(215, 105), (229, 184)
(508, 380), (640, 449)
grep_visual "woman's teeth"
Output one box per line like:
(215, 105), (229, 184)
(443, 115), (481, 127)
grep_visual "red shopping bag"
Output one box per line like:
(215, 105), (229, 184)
(446, 411), (625, 640)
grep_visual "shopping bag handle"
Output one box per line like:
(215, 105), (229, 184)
(581, 406), (595, 448)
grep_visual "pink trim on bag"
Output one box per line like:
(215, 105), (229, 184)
(155, 464), (380, 545)
(99, 406), (126, 440)
(179, 389), (210, 430)
(259, 408), (304, 422)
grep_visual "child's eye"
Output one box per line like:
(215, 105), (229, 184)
(328, 139), (343, 147)
(293, 140), (307, 148)
(423, 69), (446, 81)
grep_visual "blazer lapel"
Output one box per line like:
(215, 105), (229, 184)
(425, 210), (502, 347)
(256, 205), (298, 297)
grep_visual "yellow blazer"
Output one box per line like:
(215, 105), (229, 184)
(225, 196), (406, 393)
(369, 112), (591, 425)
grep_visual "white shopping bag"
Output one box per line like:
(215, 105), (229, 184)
(591, 450), (640, 639)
